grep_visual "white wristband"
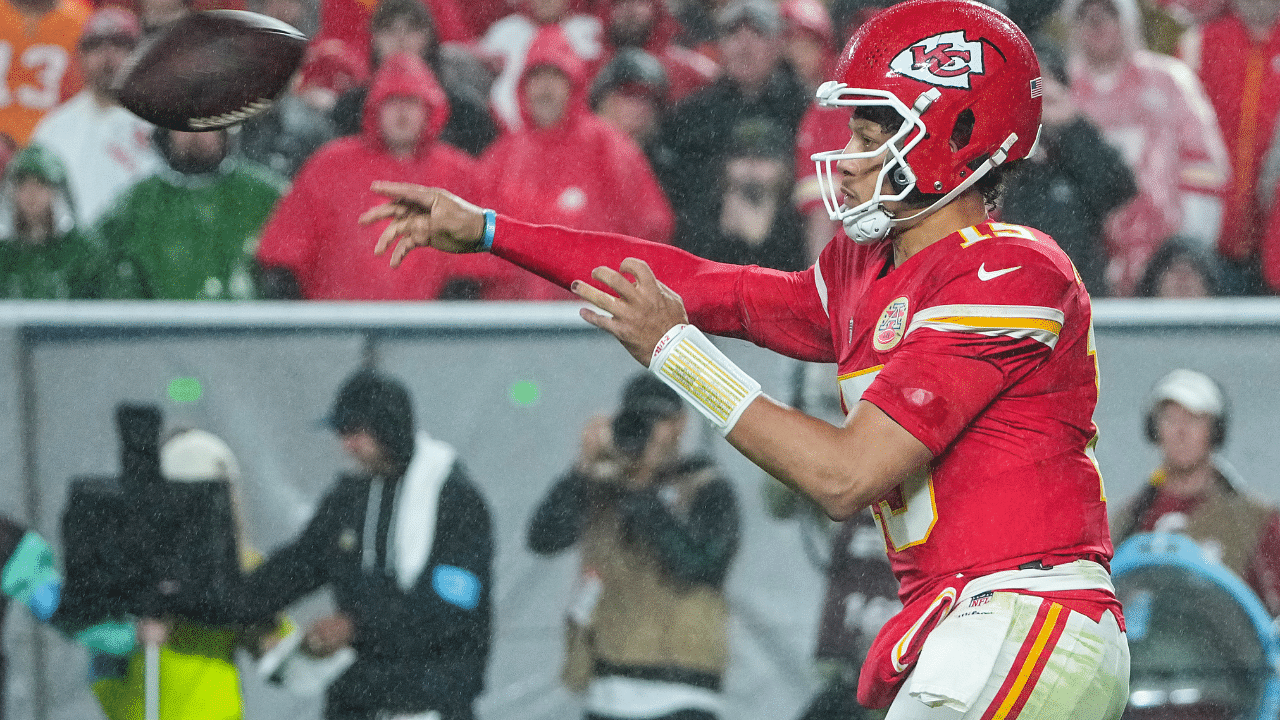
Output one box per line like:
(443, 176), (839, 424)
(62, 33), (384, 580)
(650, 324), (762, 435)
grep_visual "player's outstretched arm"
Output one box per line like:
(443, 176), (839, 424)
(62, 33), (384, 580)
(578, 258), (934, 521)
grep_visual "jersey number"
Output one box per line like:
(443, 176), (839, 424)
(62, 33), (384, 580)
(873, 469), (937, 551)
(958, 222), (1037, 247)
(0, 42), (69, 110)
(839, 367), (939, 550)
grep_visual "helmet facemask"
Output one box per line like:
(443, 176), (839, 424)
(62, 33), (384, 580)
(811, 80), (1030, 245)
(811, 82), (934, 244)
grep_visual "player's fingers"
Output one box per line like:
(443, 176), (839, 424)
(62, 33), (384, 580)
(590, 265), (640, 302)
(392, 212), (433, 267)
(389, 220), (415, 268)
(619, 257), (657, 289)
(369, 181), (437, 207)
(579, 306), (620, 335)
(571, 278), (619, 312)
(374, 216), (404, 257)
(358, 201), (404, 227)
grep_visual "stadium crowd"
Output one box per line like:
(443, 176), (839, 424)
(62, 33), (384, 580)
(2, 0), (1279, 298)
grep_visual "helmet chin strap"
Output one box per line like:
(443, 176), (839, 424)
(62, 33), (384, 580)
(844, 131), (1021, 246)
(843, 204), (894, 244)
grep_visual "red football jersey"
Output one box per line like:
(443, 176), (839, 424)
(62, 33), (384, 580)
(492, 217), (1114, 608)
(813, 221), (1112, 605)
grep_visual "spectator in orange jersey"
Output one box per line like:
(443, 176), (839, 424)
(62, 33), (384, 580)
(0, 0), (87, 146)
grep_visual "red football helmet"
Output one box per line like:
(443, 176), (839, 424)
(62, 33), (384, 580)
(811, 0), (1042, 243)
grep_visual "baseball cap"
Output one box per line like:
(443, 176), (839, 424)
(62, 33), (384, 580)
(1149, 369), (1224, 417)
(717, 0), (782, 37)
(80, 7), (143, 46)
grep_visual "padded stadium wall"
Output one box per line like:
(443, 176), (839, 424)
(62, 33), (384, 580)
(1, 298), (1278, 720)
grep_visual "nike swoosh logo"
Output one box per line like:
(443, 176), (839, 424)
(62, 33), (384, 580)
(977, 263), (1022, 281)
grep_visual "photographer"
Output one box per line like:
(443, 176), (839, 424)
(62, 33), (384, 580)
(527, 373), (741, 720)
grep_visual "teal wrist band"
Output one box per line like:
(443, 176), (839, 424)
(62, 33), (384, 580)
(481, 209), (497, 251)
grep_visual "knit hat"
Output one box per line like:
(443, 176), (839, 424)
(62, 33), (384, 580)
(5, 145), (68, 187)
(589, 48), (669, 110)
(326, 370), (416, 465)
(717, 0), (782, 37)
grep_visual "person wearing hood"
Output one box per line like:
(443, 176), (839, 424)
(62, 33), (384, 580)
(92, 127), (286, 300)
(0, 144), (137, 298)
(1062, 0), (1230, 296)
(478, 24), (674, 299)
(258, 52), (521, 300)
(330, 0), (499, 157)
(1111, 369), (1280, 616)
(478, 0), (604, 131)
(239, 369), (493, 720)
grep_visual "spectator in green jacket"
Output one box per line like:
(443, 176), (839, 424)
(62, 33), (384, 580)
(93, 128), (286, 300)
(0, 144), (138, 298)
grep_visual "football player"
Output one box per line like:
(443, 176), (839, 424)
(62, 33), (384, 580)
(360, 1), (1130, 717)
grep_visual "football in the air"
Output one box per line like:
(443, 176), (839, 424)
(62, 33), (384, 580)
(114, 10), (307, 132)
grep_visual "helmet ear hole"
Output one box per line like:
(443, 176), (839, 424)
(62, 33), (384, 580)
(951, 108), (975, 151)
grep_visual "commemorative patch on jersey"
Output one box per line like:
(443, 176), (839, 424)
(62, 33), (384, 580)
(873, 296), (910, 352)
(890, 30), (986, 90)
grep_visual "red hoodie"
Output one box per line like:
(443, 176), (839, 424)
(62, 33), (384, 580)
(478, 25), (675, 299)
(257, 53), (523, 300)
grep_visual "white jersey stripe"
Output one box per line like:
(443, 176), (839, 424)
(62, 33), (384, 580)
(906, 304), (1064, 348)
(813, 259), (830, 318)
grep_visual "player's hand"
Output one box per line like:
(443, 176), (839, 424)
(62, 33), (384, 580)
(303, 613), (354, 658)
(572, 257), (689, 367)
(360, 182), (487, 267)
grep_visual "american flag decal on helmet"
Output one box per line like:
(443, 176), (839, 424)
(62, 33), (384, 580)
(1030, 77), (1043, 98)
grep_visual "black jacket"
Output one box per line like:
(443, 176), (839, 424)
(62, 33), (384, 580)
(243, 463), (493, 718)
(658, 68), (810, 224)
(1001, 118), (1137, 297)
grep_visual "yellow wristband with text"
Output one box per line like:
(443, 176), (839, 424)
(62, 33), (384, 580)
(650, 324), (762, 435)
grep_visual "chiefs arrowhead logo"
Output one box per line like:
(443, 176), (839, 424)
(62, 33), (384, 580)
(890, 30), (985, 90)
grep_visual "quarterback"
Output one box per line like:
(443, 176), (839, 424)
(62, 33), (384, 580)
(360, 1), (1130, 717)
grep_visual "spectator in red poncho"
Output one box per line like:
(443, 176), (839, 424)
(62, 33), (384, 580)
(1063, 0), (1230, 296)
(477, 0), (603, 130)
(478, 24), (674, 299)
(591, 0), (718, 104)
(1182, 0), (1280, 293)
(256, 53), (522, 299)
